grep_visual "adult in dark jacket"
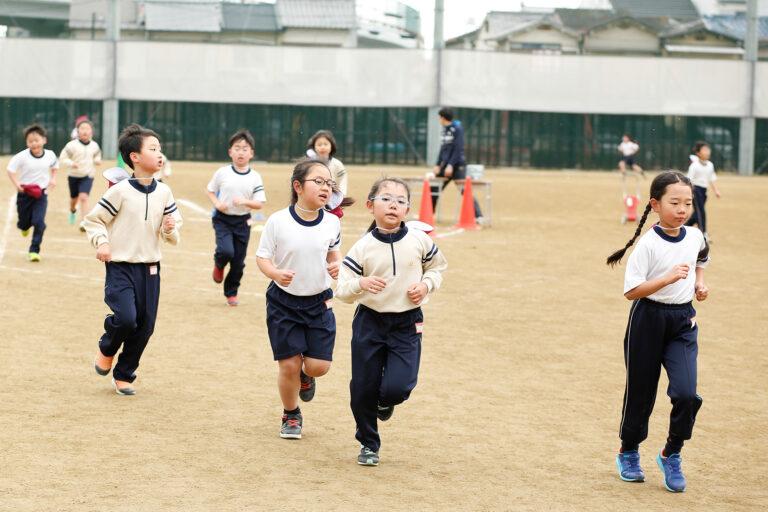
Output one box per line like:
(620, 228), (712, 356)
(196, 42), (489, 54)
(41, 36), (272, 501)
(431, 108), (482, 220)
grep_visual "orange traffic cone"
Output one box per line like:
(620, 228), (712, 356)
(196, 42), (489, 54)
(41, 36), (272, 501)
(453, 177), (481, 230)
(417, 177), (436, 236)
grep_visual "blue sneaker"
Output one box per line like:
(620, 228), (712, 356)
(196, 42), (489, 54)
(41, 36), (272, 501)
(69, 210), (77, 225)
(616, 450), (645, 482)
(657, 452), (686, 492)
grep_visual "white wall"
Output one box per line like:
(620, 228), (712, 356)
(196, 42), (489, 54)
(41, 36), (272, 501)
(0, 39), (765, 118)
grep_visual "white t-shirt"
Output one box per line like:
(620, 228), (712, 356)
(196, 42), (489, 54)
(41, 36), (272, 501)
(619, 141), (639, 156)
(256, 206), (341, 296)
(687, 159), (716, 189)
(7, 149), (59, 189)
(206, 165), (267, 216)
(624, 225), (709, 304)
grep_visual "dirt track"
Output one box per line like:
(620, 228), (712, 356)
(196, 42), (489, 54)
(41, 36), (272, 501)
(1, 158), (766, 511)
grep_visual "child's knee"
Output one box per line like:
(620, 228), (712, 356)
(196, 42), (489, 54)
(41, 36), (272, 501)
(278, 355), (303, 375)
(379, 381), (415, 406)
(303, 358), (331, 377)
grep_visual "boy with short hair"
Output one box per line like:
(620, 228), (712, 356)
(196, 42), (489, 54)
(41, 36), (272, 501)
(60, 119), (102, 231)
(84, 124), (182, 395)
(206, 129), (266, 306)
(6, 124), (58, 262)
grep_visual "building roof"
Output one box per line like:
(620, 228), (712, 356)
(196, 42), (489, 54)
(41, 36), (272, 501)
(222, 2), (278, 32)
(144, 1), (222, 32)
(488, 14), (580, 41)
(275, 0), (356, 30)
(661, 14), (768, 42)
(0, 0), (69, 21)
(554, 8), (620, 32)
(609, 0), (699, 20)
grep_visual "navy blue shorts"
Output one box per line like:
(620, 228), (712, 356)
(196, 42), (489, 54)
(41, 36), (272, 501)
(622, 156), (636, 167)
(265, 282), (335, 361)
(68, 176), (94, 198)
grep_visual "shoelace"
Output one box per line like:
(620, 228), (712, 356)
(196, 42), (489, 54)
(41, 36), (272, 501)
(362, 447), (376, 456)
(284, 417), (301, 428)
(664, 456), (682, 473)
(300, 378), (312, 390)
(621, 453), (641, 471)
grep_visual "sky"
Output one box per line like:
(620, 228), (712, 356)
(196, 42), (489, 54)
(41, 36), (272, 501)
(400, 0), (586, 47)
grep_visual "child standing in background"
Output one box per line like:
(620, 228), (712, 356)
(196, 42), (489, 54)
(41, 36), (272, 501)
(307, 130), (348, 195)
(336, 177), (447, 466)
(607, 171), (709, 493)
(153, 153), (172, 183)
(255, 159), (341, 440)
(60, 119), (102, 231)
(206, 130), (266, 306)
(5, 124), (58, 262)
(84, 124), (182, 396)
(685, 141), (721, 243)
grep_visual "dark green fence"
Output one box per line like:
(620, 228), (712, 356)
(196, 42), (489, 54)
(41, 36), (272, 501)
(119, 101), (428, 165)
(2, 97), (765, 173)
(0, 98), (103, 156)
(456, 108), (742, 172)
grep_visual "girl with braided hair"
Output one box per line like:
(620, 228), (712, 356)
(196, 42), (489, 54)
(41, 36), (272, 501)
(607, 171), (710, 493)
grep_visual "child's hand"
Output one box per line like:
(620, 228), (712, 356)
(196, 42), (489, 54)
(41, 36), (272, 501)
(162, 214), (175, 232)
(215, 200), (228, 212)
(665, 264), (689, 284)
(96, 242), (111, 262)
(72, 162), (79, 169)
(715, 191), (722, 198)
(444, 165), (454, 178)
(407, 282), (429, 305)
(232, 197), (245, 206)
(94, 158), (102, 166)
(360, 276), (387, 294)
(326, 261), (340, 280)
(695, 282), (708, 301)
(273, 269), (295, 287)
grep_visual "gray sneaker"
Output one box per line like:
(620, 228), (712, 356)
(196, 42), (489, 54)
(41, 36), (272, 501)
(299, 372), (316, 402)
(358, 445), (379, 466)
(377, 404), (394, 421)
(280, 412), (302, 439)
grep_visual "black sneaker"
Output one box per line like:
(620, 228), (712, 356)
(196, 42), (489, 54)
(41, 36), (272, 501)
(299, 372), (316, 402)
(377, 404), (394, 421)
(358, 445), (379, 466)
(280, 412), (302, 439)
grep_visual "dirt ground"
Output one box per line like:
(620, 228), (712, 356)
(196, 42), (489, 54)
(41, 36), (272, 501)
(0, 156), (766, 511)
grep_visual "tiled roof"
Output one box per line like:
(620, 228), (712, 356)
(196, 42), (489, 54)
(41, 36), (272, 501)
(275, 0), (356, 30)
(609, 0), (699, 21)
(222, 2), (278, 32)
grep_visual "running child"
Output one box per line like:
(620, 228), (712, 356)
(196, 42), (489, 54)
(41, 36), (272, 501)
(60, 118), (102, 231)
(606, 170), (710, 492)
(84, 124), (182, 396)
(618, 133), (644, 177)
(5, 124), (58, 262)
(255, 159), (342, 439)
(685, 141), (721, 243)
(336, 177), (447, 466)
(206, 130), (266, 306)
(307, 130), (348, 195)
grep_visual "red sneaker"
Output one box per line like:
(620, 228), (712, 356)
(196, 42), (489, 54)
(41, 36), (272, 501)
(213, 265), (224, 283)
(226, 296), (239, 306)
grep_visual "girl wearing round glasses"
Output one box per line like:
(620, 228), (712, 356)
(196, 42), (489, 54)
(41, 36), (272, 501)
(255, 159), (343, 440)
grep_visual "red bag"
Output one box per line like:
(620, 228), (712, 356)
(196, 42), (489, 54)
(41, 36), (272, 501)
(21, 184), (43, 199)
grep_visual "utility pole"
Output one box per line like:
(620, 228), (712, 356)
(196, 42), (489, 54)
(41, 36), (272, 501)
(426, 0), (444, 166)
(102, 0), (120, 160)
(738, 0), (757, 175)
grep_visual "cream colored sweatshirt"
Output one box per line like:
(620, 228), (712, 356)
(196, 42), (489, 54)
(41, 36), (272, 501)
(83, 178), (182, 263)
(60, 139), (101, 178)
(336, 224), (447, 313)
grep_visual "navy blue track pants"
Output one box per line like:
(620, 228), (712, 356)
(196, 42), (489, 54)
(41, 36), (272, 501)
(16, 192), (47, 253)
(99, 261), (161, 383)
(350, 304), (423, 452)
(686, 185), (708, 233)
(212, 211), (251, 297)
(619, 298), (703, 448)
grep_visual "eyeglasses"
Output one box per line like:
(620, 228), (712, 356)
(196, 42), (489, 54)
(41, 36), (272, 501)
(369, 195), (410, 207)
(303, 177), (336, 188)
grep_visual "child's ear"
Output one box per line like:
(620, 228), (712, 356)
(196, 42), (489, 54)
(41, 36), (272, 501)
(292, 180), (302, 195)
(650, 198), (661, 213)
(366, 199), (374, 214)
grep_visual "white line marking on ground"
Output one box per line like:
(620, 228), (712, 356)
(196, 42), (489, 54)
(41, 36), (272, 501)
(435, 229), (465, 239)
(0, 194), (16, 264)
(177, 198), (213, 217)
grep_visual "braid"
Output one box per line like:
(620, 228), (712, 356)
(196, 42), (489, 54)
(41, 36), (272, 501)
(606, 202), (652, 267)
